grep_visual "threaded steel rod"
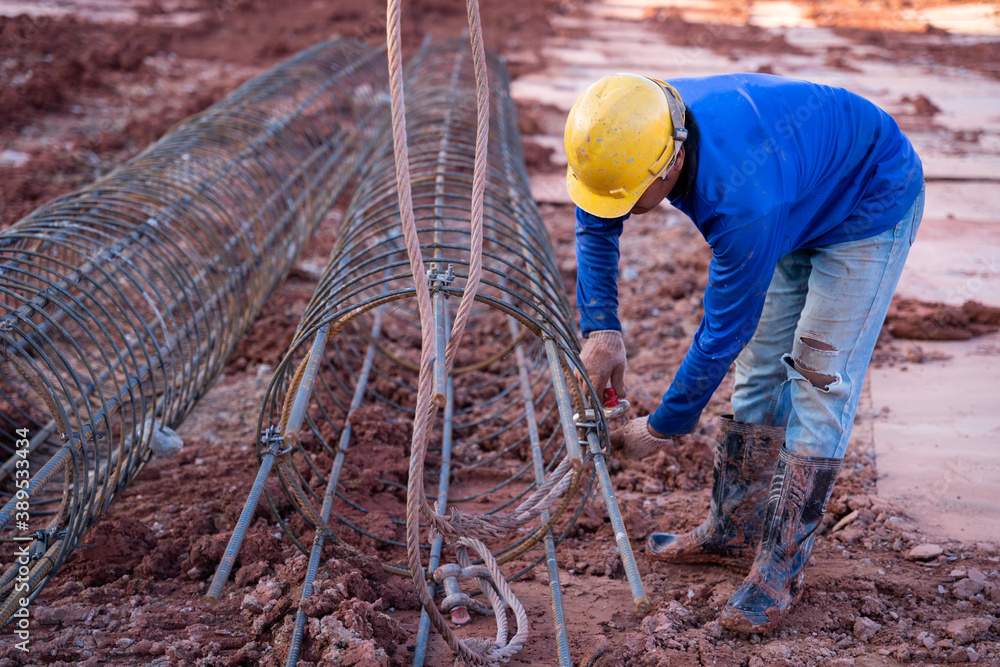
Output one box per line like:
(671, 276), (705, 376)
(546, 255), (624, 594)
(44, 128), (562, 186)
(206, 438), (282, 603)
(413, 374), (457, 666)
(586, 430), (650, 614)
(511, 315), (571, 666)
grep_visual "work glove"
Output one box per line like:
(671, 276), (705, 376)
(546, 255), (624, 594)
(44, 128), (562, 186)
(577, 329), (628, 400)
(609, 416), (674, 460)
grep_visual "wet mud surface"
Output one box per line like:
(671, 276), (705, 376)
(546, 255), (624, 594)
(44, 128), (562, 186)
(2, 0), (999, 665)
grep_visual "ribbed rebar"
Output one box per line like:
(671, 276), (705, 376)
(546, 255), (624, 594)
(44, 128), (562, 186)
(0, 38), (389, 623)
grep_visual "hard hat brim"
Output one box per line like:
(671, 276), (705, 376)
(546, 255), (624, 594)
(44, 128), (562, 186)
(565, 166), (646, 220)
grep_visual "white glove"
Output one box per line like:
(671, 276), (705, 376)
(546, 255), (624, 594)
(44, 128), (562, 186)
(578, 329), (628, 399)
(609, 416), (674, 460)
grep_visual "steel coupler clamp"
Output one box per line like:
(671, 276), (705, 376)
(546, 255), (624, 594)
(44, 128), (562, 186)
(573, 387), (630, 428)
(426, 263), (455, 288)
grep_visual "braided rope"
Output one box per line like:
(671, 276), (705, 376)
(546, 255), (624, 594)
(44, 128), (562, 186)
(443, 0), (488, 375)
(385, 0), (573, 663)
(426, 455), (577, 540)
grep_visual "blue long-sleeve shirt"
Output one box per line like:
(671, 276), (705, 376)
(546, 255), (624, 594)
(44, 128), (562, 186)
(575, 73), (922, 435)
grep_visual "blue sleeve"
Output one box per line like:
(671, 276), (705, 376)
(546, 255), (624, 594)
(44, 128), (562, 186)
(649, 211), (784, 435)
(575, 206), (628, 337)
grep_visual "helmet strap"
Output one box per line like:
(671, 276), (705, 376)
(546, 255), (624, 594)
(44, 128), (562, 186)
(650, 79), (687, 179)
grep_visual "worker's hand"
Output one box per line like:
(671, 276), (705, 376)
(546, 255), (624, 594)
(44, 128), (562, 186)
(577, 330), (627, 400)
(609, 416), (674, 460)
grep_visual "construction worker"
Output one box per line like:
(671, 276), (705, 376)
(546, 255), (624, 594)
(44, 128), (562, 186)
(565, 73), (923, 633)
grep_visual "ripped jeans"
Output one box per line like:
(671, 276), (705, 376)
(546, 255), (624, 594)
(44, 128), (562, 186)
(732, 187), (925, 459)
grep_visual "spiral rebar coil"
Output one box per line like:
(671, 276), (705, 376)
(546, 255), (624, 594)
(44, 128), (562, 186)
(0, 38), (390, 622)
(259, 38), (594, 575)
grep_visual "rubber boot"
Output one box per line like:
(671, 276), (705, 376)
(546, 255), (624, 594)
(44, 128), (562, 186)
(720, 448), (842, 634)
(645, 415), (784, 570)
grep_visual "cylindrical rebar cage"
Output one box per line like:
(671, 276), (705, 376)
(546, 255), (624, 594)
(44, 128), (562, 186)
(0, 38), (389, 622)
(259, 38), (595, 575)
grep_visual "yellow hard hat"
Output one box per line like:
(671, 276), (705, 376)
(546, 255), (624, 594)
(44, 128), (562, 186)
(564, 74), (687, 218)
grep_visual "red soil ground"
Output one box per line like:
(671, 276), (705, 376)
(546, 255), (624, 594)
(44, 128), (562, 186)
(2, 1), (999, 666)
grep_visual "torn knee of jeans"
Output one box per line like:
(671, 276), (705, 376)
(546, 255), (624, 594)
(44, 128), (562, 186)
(782, 334), (838, 390)
(785, 330), (840, 390)
(800, 330), (836, 353)
(791, 357), (837, 390)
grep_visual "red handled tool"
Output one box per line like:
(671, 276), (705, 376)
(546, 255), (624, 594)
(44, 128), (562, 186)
(603, 386), (620, 408)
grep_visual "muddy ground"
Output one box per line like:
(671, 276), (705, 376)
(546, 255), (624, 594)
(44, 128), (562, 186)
(2, 0), (999, 665)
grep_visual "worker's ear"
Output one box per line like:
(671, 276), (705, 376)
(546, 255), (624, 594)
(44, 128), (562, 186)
(672, 145), (685, 175)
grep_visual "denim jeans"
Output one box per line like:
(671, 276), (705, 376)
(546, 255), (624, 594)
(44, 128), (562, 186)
(732, 186), (925, 458)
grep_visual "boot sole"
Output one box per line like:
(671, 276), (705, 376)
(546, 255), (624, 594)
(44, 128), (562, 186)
(719, 611), (782, 635)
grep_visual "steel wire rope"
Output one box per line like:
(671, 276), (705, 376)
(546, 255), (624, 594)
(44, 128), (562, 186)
(382, 0), (580, 660)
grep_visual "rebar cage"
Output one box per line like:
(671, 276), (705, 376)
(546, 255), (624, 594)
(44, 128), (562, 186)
(0, 38), (390, 623)
(259, 38), (596, 573)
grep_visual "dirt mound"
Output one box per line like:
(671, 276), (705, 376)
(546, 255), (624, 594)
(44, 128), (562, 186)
(645, 6), (806, 58)
(1, 0), (556, 228)
(64, 515), (159, 587)
(885, 297), (1000, 340)
(0, 14), (168, 224)
(833, 26), (1000, 81)
(0, 15), (164, 130)
(902, 93), (942, 117)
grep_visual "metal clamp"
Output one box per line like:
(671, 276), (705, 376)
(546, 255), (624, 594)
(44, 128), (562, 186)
(572, 398), (631, 428)
(426, 263), (455, 288)
(261, 426), (292, 457)
(30, 529), (66, 560)
(432, 562), (493, 584)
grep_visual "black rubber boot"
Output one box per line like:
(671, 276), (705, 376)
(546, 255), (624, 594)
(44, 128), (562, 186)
(720, 448), (842, 634)
(645, 415), (784, 571)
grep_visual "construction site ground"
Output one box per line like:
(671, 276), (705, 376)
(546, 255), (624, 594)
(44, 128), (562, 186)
(2, 0), (999, 665)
